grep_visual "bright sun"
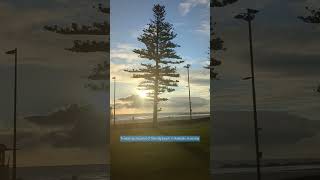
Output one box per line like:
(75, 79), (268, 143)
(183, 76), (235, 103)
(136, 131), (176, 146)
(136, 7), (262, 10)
(138, 90), (147, 98)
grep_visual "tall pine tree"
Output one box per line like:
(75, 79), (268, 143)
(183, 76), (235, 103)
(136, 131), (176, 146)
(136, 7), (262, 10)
(125, 4), (183, 127)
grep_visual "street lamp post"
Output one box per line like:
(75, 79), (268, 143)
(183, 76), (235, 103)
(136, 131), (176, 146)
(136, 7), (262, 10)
(235, 9), (262, 180)
(5, 48), (18, 180)
(112, 77), (116, 125)
(184, 64), (192, 120)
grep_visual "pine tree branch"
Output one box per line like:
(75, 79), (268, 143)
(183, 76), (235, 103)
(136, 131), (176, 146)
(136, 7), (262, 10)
(211, 0), (238, 7)
(298, 7), (320, 23)
(94, 3), (110, 14)
(84, 81), (108, 91)
(88, 61), (109, 80)
(44, 21), (109, 35)
(66, 40), (109, 52)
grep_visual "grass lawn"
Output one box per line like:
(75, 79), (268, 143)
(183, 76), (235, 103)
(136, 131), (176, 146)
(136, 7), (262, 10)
(110, 118), (210, 180)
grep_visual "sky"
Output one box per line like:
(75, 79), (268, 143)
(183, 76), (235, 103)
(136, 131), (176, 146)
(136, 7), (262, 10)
(0, 0), (109, 166)
(1, 0), (320, 167)
(211, 0), (320, 161)
(110, 0), (210, 114)
(212, 0), (320, 120)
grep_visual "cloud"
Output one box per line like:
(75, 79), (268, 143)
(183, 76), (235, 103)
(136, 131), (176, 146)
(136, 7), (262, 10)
(210, 0), (320, 120)
(211, 111), (320, 160)
(167, 96), (209, 108)
(21, 104), (108, 149)
(25, 104), (82, 127)
(111, 43), (140, 63)
(0, 0), (107, 68)
(117, 94), (152, 109)
(114, 94), (209, 113)
(179, 0), (209, 16)
(0, 1), (110, 166)
(196, 20), (210, 35)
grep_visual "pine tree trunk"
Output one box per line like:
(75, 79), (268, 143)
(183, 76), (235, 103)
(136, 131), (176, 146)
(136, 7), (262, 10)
(153, 57), (159, 127)
(153, 20), (160, 128)
(153, 58), (159, 127)
(153, 75), (158, 127)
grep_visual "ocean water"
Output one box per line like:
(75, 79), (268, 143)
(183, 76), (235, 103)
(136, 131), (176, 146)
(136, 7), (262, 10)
(211, 159), (320, 174)
(116, 112), (210, 121)
(17, 164), (109, 180)
(15, 162), (320, 180)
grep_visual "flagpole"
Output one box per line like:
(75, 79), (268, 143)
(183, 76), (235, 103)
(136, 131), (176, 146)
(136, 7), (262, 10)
(13, 48), (17, 180)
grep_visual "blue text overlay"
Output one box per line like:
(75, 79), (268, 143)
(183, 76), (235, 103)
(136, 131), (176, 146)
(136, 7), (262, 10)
(120, 136), (200, 143)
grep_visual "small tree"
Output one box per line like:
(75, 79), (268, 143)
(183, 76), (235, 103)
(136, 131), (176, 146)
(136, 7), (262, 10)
(125, 4), (184, 127)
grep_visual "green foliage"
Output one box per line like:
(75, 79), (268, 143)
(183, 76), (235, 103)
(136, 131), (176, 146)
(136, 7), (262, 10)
(44, 22), (109, 35)
(298, 6), (320, 93)
(44, 3), (109, 91)
(298, 6), (320, 24)
(66, 40), (109, 52)
(125, 4), (183, 120)
(211, 0), (238, 7)
(207, 0), (238, 80)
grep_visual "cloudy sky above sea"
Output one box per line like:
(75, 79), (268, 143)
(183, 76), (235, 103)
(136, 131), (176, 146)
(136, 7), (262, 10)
(110, 0), (210, 114)
(2, 0), (320, 166)
(0, 0), (109, 166)
(212, 0), (320, 120)
(211, 0), (320, 161)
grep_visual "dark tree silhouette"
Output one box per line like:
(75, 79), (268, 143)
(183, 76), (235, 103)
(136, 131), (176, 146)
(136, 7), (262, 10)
(44, 3), (110, 91)
(211, 0), (238, 7)
(207, 0), (238, 80)
(125, 4), (184, 127)
(208, 20), (224, 80)
(209, 2), (239, 160)
(298, 6), (320, 93)
(298, 6), (320, 24)
(317, 85), (320, 93)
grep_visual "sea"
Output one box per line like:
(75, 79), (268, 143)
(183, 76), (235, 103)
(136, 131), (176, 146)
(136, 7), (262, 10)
(17, 164), (109, 180)
(16, 160), (320, 180)
(17, 163), (320, 180)
(116, 112), (210, 121)
(211, 159), (320, 174)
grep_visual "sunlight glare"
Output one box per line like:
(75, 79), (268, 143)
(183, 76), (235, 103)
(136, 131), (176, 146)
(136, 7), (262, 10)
(138, 90), (147, 98)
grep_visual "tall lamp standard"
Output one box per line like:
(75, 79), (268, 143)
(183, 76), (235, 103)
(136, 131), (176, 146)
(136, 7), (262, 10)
(5, 48), (18, 180)
(112, 77), (116, 125)
(235, 9), (262, 180)
(184, 64), (192, 120)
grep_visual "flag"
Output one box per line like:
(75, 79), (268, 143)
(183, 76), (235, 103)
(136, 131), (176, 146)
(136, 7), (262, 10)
(5, 49), (16, 55)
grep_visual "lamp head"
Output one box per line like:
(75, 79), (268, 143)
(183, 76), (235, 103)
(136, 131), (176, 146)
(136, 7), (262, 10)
(234, 8), (259, 21)
(247, 8), (259, 14)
